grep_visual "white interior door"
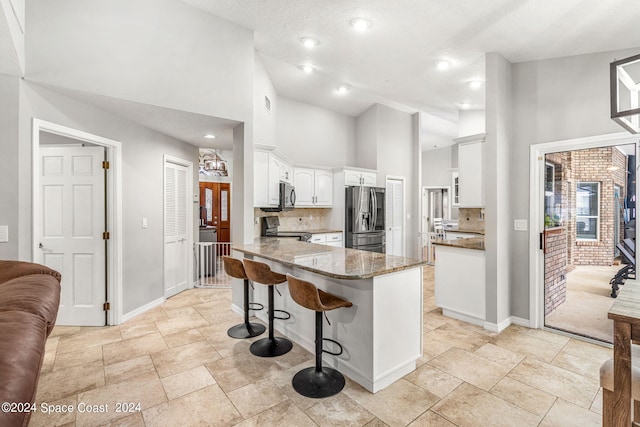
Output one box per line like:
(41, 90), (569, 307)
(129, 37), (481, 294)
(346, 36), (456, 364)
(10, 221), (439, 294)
(164, 161), (189, 298)
(38, 146), (106, 326)
(386, 178), (405, 256)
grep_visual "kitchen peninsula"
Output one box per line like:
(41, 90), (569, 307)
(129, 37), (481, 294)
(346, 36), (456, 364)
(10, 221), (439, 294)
(433, 236), (486, 327)
(232, 239), (426, 392)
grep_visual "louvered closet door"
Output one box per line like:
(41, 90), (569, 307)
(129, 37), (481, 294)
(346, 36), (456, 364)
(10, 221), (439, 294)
(164, 162), (189, 298)
(386, 178), (405, 256)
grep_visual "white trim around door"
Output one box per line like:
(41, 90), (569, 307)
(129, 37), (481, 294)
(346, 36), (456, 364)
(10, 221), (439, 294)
(529, 131), (639, 329)
(32, 119), (124, 326)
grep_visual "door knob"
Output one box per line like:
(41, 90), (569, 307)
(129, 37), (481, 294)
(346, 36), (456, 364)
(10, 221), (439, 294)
(38, 243), (43, 249)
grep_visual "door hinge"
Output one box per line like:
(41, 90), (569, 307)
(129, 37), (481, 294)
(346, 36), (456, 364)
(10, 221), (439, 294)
(102, 161), (110, 169)
(103, 231), (110, 240)
(103, 302), (110, 311)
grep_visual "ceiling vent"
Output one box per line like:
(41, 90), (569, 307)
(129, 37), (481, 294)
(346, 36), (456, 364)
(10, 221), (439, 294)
(264, 95), (271, 114)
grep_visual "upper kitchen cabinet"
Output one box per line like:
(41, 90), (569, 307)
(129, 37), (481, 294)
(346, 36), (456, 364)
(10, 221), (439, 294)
(294, 168), (333, 207)
(254, 148), (293, 208)
(456, 133), (486, 208)
(343, 169), (377, 187)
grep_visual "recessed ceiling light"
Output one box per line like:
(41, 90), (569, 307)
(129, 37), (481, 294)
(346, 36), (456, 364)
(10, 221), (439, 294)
(301, 37), (319, 49)
(459, 102), (470, 109)
(350, 17), (372, 31)
(204, 134), (216, 139)
(300, 64), (314, 73)
(468, 80), (484, 89)
(336, 84), (349, 95)
(436, 60), (450, 71)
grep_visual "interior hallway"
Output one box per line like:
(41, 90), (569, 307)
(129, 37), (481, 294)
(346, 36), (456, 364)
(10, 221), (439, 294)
(32, 266), (610, 426)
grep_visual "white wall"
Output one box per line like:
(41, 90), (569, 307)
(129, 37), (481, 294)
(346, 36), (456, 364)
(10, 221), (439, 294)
(355, 105), (378, 169)
(509, 47), (640, 319)
(254, 54), (277, 148)
(375, 104), (419, 258)
(485, 52), (512, 327)
(0, 0), (24, 75)
(26, 0), (254, 122)
(17, 81), (199, 314)
(0, 74), (19, 259)
(420, 112), (457, 150)
(422, 146), (452, 187)
(458, 109), (485, 137)
(276, 96), (356, 167)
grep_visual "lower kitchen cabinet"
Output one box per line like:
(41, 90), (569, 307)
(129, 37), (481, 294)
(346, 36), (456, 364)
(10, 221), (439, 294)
(310, 232), (343, 247)
(434, 245), (485, 326)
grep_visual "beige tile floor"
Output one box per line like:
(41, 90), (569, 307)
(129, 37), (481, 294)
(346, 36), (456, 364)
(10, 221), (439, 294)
(31, 266), (610, 426)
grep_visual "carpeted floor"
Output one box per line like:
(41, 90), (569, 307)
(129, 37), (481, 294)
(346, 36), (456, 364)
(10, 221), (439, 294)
(545, 265), (622, 343)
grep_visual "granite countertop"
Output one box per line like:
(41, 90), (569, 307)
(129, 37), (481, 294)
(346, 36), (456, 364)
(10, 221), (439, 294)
(279, 229), (342, 234)
(445, 228), (485, 235)
(432, 236), (485, 251)
(233, 238), (427, 280)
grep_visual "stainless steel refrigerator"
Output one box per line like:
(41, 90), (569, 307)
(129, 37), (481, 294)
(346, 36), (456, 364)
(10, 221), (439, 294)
(345, 186), (386, 253)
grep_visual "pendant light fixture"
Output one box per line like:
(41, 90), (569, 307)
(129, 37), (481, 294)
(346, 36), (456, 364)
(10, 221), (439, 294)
(611, 53), (640, 133)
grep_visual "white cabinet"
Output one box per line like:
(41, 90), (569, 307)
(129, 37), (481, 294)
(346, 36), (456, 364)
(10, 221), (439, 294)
(344, 169), (377, 187)
(279, 162), (293, 184)
(294, 168), (333, 207)
(456, 134), (485, 207)
(309, 232), (343, 247)
(254, 150), (293, 208)
(309, 234), (326, 244)
(324, 232), (343, 247)
(435, 245), (486, 326)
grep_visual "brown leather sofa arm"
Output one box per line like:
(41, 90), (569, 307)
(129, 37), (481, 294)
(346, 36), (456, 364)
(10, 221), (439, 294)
(0, 261), (62, 285)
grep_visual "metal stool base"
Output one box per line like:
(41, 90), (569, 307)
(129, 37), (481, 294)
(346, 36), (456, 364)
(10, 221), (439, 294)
(227, 322), (266, 339)
(292, 366), (346, 398)
(250, 336), (293, 357)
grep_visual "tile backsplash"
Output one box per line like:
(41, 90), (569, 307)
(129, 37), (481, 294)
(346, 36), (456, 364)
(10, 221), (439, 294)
(254, 208), (332, 236)
(458, 208), (485, 232)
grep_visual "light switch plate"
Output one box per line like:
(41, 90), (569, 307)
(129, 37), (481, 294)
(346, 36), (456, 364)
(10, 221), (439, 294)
(142, 218), (148, 229)
(514, 219), (528, 231)
(0, 226), (8, 242)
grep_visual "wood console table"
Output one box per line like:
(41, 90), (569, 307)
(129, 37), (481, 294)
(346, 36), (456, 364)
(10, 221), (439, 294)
(607, 280), (640, 426)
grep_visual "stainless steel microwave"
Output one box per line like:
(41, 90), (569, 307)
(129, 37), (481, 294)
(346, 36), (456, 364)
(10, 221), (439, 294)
(260, 182), (296, 212)
(279, 182), (296, 211)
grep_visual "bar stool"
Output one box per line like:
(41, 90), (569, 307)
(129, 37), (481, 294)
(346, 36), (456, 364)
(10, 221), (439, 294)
(243, 259), (293, 357)
(286, 273), (353, 398)
(222, 257), (266, 339)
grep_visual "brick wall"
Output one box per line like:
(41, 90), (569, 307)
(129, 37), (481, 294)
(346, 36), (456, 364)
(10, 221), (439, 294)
(544, 228), (567, 315)
(545, 147), (627, 266)
(570, 147), (627, 266)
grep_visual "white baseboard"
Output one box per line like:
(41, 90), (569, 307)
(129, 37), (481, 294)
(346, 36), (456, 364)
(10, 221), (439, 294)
(484, 316), (531, 333)
(510, 316), (530, 328)
(121, 297), (165, 323)
(442, 309), (485, 328)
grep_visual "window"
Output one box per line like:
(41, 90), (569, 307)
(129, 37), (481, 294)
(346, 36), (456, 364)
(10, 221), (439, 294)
(451, 171), (459, 206)
(545, 162), (555, 196)
(576, 182), (600, 241)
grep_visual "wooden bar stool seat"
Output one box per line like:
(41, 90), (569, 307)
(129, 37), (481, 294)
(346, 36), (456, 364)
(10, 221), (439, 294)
(243, 259), (293, 357)
(286, 273), (353, 398)
(222, 257), (266, 339)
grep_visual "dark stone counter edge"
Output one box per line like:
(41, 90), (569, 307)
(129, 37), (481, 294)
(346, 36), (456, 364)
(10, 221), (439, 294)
(431, 238), (485, 251)
(232, 247), (428, 280)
